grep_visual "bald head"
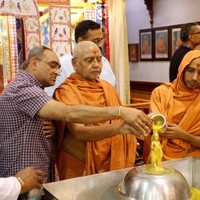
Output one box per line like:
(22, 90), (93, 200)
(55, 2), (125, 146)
(73, 41), (101, 58)
(72, 41), (102, 82)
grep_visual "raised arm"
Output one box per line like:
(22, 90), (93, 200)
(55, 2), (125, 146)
(37, 100), (152, 136)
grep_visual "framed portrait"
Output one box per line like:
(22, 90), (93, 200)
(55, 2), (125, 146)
(171, 26), (182, 56)
(128, 43), (139, 62)
(139, 29), (153, 61)
(154, 27), (170, 60)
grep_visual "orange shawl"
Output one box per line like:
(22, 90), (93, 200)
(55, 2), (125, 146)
(54, 73), (136, 177)
(149, 50), (200, 160)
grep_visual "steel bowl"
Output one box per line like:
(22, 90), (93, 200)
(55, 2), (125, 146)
(115, 164), (191, 200)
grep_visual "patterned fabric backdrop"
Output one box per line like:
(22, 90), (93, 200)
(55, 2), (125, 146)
(0, 0), (40, 87)
(37, 0), (70, 4)
(8, 16), (18, 78)
(23, 17), (41, 56)
(84, 6), (95, 21)
(0, 64), (3, 92)
(1, 17), (11, 82)
(40, 14), (50, 47)
(96, 3), (109, 60)
(0, 0), (38, 17)
(16, 17), (25, 68)
(0, 0), (110, 89)
(49, 5), (71, 57)
(0, 19), (6, 85)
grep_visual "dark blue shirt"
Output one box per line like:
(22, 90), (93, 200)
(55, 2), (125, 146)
(169, 45), (192, 82)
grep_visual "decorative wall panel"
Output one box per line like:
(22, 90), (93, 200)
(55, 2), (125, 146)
(0, 0), (39, 17)
(49, 5), (71, 57)
(23, 17), (41, 55)
(8, 16), (18, 78)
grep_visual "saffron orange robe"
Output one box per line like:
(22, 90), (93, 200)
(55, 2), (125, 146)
(144, 50), (200, 162)
(54, 73), (136, 179)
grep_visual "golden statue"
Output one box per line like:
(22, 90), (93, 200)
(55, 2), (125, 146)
(150, 129), (163, 168)
(146, 122), (166, 174)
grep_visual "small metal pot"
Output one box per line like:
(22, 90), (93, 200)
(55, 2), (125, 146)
(115, 165), (191, 200)
(151, 113), (166, 133)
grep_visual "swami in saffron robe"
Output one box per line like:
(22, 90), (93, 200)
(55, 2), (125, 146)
(144, 50), (200, 162)
(54, 73), (136, 179)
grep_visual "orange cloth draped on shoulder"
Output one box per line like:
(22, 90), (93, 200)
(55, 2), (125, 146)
(144, 50), (200, 162)
(53, 73), (136, 179)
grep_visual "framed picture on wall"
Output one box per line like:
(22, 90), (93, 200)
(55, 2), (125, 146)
(154, 27), (170, 60)
(128, 43), (139, 62)
(171, 25), (182, 56)
(139, 29), (153, 61)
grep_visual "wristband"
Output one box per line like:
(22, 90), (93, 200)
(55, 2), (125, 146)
(116, 106), (121, 120)
(17, 177), (25, 192)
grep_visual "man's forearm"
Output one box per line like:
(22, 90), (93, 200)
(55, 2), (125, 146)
(65, 105), (117, 123)
(68, 123), (120, 142)
(37, 100), (116, 123)
(38, 100), (151, 136)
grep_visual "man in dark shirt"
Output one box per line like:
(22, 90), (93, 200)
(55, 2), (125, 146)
(169, 22), (200, 82)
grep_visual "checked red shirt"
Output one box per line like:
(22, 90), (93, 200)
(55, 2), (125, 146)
(0, 70), (54, 183)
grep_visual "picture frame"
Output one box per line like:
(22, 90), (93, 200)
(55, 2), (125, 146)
(139, 29), (153, 61)
(154, 27), (170, 60)
(171, 25), (182, 56)
(128, 43), (139, 62)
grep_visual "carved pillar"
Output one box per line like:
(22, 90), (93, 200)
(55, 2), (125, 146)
(144, 0), (153, 28)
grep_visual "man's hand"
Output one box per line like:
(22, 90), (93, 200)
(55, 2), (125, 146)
(43, 120), (55, 138)
(159, 122), (185, 139)
(15, 166), (44, 194)
(120, 107), (152, 136)
(118, 122), (145, 140)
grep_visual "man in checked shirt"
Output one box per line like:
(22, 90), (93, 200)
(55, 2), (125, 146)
(0, 45), (151, 185)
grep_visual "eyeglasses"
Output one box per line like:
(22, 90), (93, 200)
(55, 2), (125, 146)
(35, 58), (61, 72)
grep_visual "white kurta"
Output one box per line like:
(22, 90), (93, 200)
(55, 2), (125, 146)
(0, 177), (21, 200)
(44, 53), (117, 97)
